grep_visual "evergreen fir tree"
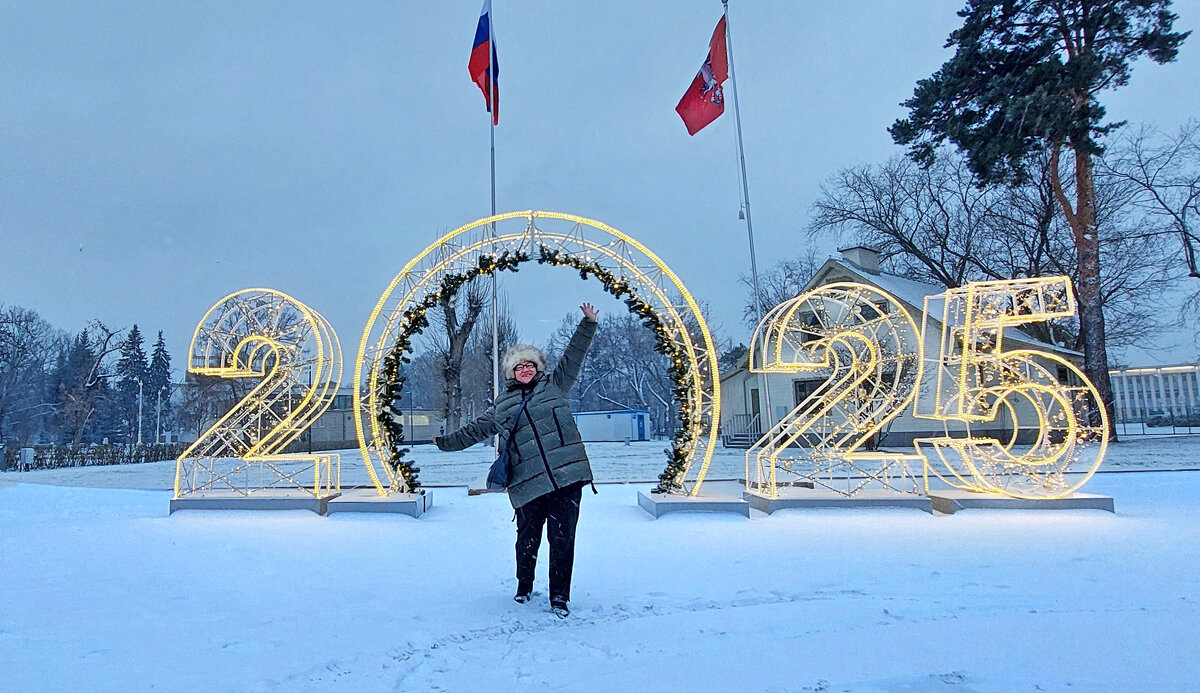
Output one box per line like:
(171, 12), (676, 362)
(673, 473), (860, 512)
(890, 0), (1189, 438)
(50, 330), (110, 445)
(46, 336), (77, 443)
(147, 331), (172, 441)
(115, 325), (148, 444)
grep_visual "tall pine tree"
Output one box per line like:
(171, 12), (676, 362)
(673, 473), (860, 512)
(115, 325), (148, 444)
(890, 0), (1190, 438)
(147, 331), (172, 441)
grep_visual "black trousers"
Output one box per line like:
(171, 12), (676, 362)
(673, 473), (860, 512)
(514, 481), (583, 602)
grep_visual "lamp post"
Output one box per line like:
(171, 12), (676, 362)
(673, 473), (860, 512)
(155, 385), (166, 443)
(136, 380), (144, 446)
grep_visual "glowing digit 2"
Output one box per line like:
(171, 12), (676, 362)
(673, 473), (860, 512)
(746, 283), (923, 497)
(173, 288), (342, 499)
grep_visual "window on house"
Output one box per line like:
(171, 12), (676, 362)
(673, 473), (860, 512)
(793, 380), (822, 406)
(799, 313), (821, 342)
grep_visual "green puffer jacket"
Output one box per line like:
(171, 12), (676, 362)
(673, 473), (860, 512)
(436, 319), (597, 508)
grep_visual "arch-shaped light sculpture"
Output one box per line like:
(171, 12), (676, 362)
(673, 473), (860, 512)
(354, 211), (720, 497)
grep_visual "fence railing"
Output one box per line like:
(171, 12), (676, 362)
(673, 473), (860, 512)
(1116, 421), (1200, 436)
(2, 443), (189, 472)
(723, 413), (761, 436)
(720, 413), (762, 447)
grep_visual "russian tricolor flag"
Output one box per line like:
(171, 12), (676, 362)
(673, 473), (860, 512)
(469, 0), (499, 125)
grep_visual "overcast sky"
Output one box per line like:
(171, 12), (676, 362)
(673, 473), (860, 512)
(3, 1), (1199, 377)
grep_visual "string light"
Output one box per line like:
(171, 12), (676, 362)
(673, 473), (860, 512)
(174, 289), (343, 500)
(746, 283), (922, 498)
(353, 212), (721, 497)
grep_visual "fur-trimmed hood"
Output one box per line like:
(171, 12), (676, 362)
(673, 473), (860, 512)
(501, 344), (547, 380)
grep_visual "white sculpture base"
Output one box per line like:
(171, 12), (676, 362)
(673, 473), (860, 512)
(743, 488), (934, 514)
(169, 488), (338, 515)
(637, 490), (750, 518)
(926, 489), (1114, 514)
(325, 489), (433, 517)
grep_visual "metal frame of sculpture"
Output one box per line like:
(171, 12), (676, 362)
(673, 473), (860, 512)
(354, 211), (721, 497)
(913, 277), (1108, 498)
(746, 283), (923, 497)
(745, 276), (1108, 500)
(172, 243), (1105, 504)
(173, 289), (343, 499)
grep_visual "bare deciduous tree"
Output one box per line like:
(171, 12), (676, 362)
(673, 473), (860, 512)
(1099, 121), (1200, 280)
(52, 322), (123, 447)
(0, 304), (64, 442)
(175, 373), (237, 439)
(811, 154), (997, 288)
(461, 295), (521, 413)
(810, 149), (1174, 354)
(739, 249), (822, 328)
(432, 278), (488, 430)
(548, 312), (675, 436)
(990, 148), (1174, 352)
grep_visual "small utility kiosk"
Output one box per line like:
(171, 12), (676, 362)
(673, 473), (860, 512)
(572, 409), (651, 442)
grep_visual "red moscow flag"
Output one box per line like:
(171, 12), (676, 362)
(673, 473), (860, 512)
(469, 0), (499, 125)
(676, 16), (728, 136)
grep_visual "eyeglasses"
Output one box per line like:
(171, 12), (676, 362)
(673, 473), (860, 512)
(514, 362), (538, 372)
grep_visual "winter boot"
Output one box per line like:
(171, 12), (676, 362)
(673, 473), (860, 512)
(550, 598), (569, 618)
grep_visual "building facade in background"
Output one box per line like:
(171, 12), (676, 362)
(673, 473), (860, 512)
(1110, 365), (1200, 428)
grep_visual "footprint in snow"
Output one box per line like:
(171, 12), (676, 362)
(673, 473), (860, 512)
(935, 670), (967, 684)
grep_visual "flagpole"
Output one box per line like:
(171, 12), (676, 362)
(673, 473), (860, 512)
(722, 0), (773, 436)
(490, 111), (499, 406)
(488, 4), (500, 408)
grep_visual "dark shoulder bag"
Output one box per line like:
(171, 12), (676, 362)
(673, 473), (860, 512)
(486, 389), (535, 492)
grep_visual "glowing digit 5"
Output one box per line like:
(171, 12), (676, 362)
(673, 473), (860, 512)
(913, 277), (1108, 498)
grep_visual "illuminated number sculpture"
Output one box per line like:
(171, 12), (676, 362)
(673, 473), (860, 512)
(354, 211), (720, 497)
(746, 283), (923, 497)
(745, 275), (1108, 501)
(913, 277), (1108, 498)
(174, 289), (342, 499)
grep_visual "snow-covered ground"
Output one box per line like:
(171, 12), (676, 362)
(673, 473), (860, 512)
(2, 438), (1199, 691)
(8, 432), (1200, 490)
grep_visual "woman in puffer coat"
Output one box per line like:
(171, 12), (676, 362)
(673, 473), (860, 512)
(435, 303), (599, 618)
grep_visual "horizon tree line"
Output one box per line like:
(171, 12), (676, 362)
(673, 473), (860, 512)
(0, 306), (174, 448)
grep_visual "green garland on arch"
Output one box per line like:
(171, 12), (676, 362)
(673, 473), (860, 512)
(535, 246), (697, 493)
(376, 250), (528, 489)
(375, 245), (699, 494)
